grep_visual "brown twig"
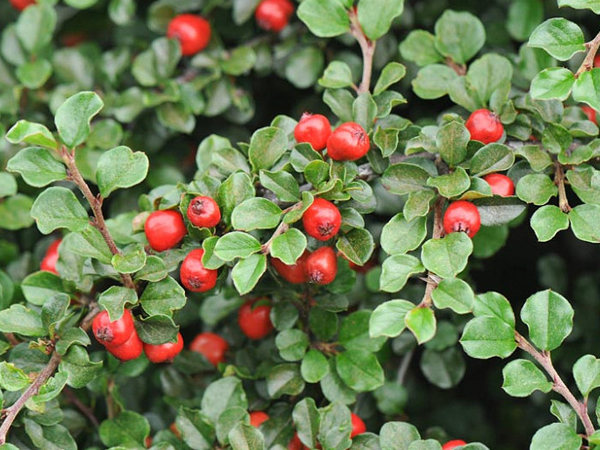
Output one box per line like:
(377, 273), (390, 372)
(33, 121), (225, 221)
(445, 56), (467, 76)
(261, 202), (304, 255)
(348, 7), (376, 94)
(575, 30), (600, 78)
(419, 196), (445, 308)
(63, 387), (100, 428)
(554, 161), (572, 213)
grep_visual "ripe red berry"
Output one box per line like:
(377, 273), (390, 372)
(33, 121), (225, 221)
(167, 14), (211, 56)
(144, 210), (187, 252)
(143, 332), (184, 363)
(238, 298), (274, 340)
(9, 0), (36, 10)
(443, 200), (481, 238)
(187, 196), (221, 228)
(189, 332), (229, 366)
(595, 54), (600, 68)
(271, 250), (310, 284)
(465, 109), (504, 144)
(326, 122), (370, 161)
(582, 105), (597, 124)
(40, 238), (62, 275)
(294, 113), (332, 152)
(249, 411), (269, 428)
(442, 440), (467, 450)
(483, 173), (514, 197)
(350, 413), (366, 438)
(106, 329), (144, 362)
(302, 198), (342, 241)
(180, 249), (218, 293)
(255, 0), (294, 32)
(93, 309), (135, 347)
(305, 247), (337, 285)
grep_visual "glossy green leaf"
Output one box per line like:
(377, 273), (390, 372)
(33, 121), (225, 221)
(297, 0), (350, 38)
(569, 204), (600, 243)
(399, 30), (443, 67)
(530, 205), (569, 242)
(319, 61), (354, 89)
(301, 349), (330, 383)
(336, 349), (384, 392)
(336, 228), (374, 266)
(405, 307), (436, 344)
(573, 354), (600, 397)
(434, 10), (485, 65)
(528, 18), (585, 61)
(412, 65), (458, 99)
(460, 316), (516, 359)
(99, 411), (150, 448)
(420, 347), (466, 389)
(293, 398), (321, 448)
(421, 233), (473, 279)
(5, 120), (57, 149)
(529, 423), (581, 450)
(431, 278), (475, 314)
(469, 143), (514, 177)
(140, 276), (186, 317)
(232, 253), (267, 295)
(530, 68), (575, 101)
(380, 214), (427, 256)
(267, 364), (305, 398)
(507, 0), (544, 41)
(54, 91), (104, 148)
(7, 147), (66, 187)
(357, 0), (404, 40)
(96, 146), (149, 197)
(501, 359), (552, 397)
(379, 254), (424, 293)
(436, 121), (469, 166)
(229, 422), (265, 450)
(232, 198), (282, 231)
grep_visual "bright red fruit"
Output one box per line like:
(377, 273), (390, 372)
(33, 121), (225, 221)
(326, 122), (370, 161)
(40, 238), (62, 274)
(350, 413), (366, 438)
(107, 330), (144, 362)
(305, 247), (337, 285)
(302, 198), (342, 241)
(187, 196), (221, 228)
(93, 309), (135, 347)
(443, 200), (481, 238)
(483, 173), (514, 197)
(582, 105), (597, 123)
(238, 298), (274, 340)
(180, 249), (218, 293)
(9, 0), (35, 10)
(144, 210), (187, 252)
(189, 332), (229, 366)
(249, 411), (269, 428)
(271, 250), (310, 284)
(167, 14), (211, 56)
(143, 332), (184, 363)
(595, 54), (600, 67)
(255, 0), (294, 32)
(465, 109), (504, 144)
(442, 440), (467, 450)
(294, 113), (332, 152)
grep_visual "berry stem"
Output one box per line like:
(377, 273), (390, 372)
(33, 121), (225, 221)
(574, 29), (600, 78)
(348, 8), (376, 95)
(554, 161), (572, 213)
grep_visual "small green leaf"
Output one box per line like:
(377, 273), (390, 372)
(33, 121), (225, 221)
(248, 127), (288, 172)
(201, 377), (248, 423)
(380, 422), (420, 450)
(379, 255), (424, 293)
(214, 232), (262, 261)
(399, 30), (443, 67)
(427, 167), (471, 198)
(515, 173), (558, 205)
(501, 359), (552, 397)
(434, 10), (485, 65)
(231, 198), (282, 231)
(54, 91), (104, 148)
(382, 163), (432, 195)
(318, 403), (352, 450)
(140, 276), (186, 317)
(21, 271), (70, 307)
(530, 205), (569, 242)
(276, 329), (309, 362)
(336, 228), (374, 266)
(232, 253), (267, 295)
(136, 314), (179, 345)
(267, 364), (306, 398)
(558, 0), (600, 13)
(7, 147), (66, 187)
(507, 0), (544, 41)
(259, 170), (300, 202)
(270, 228), (307, 265)
(229, 422), (266, 450)
(530, 67), (575, 101)
(369, 299), (414, 338)
(436, 121), (469, 166)
(15, 4), (57, 54)
(59, 345), (102, 388)
(0, 362), (31, 391)
(420, 347), (466, 390)
(469, 143), (514, 177)
(5, 120), (57, 149)
(421, 233), (473, 279)
(0, 304), (46, 337)
(301, 349), (330, 383)
(473, 291), (516, 328)
(431, 278), (475, 314)
(31, 187), (89, 234)
(112, 243), (147, 274)
(405, 307), (436, 344)
(374, 62), (406, 96)
(357, 0), (404, 40)
(529, 423), (581, 450)
(460, 316), (516, 359)
(412, 65), (458, 99)
(528, 18), (586, 61)
(297, 0), (350, 38)
(98, 286), (138, 321)
(569, 204), (600, 243)
(176, 406), (216, 450)
(99, 411), (150, 449)
(573, 354), (600, 397)
(319, 61), (354, 89)
(293, 398), (321, 448)
(96, 146), (149, 197)
(380, 214), (427, 256)
(336, 349), (384, 392)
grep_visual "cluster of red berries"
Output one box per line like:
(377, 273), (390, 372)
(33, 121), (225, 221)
(294, 113), (371, 161)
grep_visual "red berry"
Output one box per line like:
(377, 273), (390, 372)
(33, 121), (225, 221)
(294, 113), (331, 152)
(9, 0), (35, 10)
(249, 411), (269, 428)
(595, 54), (600, 67)
(180, 249), (218, 293)
(255, 0), (294, 32)
(465, 109), (504, 144)
(167, 14), (211, 56)
(106, 329), (144, 362)
(40, 238), (62, 275)
(443, 201), (481, 239)
(145, 436), (153, 448)
(189, 332), (229, 366)
(483, 173), (514, 197)
(92, 309), (135, 347)
(442, 440), (467, 450)
(238, 298), (274, 340)
(302, 198), (342, 241)
(305, 247), (337, 285)
(187, 196), (221, 228)
(288, 432), (310, 450)
(326, 122), (370, 161)
(143, 332), (184, 363)
(582, 105), (597, 124)
(271, 250), (310, 284)
(144, 210), (187, 252)
(350, 413), (366, 438)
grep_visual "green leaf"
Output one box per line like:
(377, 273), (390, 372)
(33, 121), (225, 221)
(259, 170), (300, 202)
(135, 255), (168, 282)
(248, 127), (287, 172)
(507, 0), (544, 41)
(286, 46), (325, 89)
(460, 316), (516, 359)
(0, 194), (35, 230)
(573, 354), (600, 397)
(336, 228), (374, 266)
(353, 92), (378, 134)
(374, 127), (400, 158)
(176, 406), (215, 450)
(140, 276), (186, 317)
(474, 197), (527, 227)
(96, 146), (149, 197)
(558, 0), (600, 13)
(267, 363), (305, 398)
(530, 68), (575, 101)
(515, 173), (557, 205)
(529, 423), (581, 450)
(24, 420), (76, 450)
(528, 18), (585, 61)
(319, 61), (354, 89)
(276, 329), (309, 361)
(357, 0), (404, 41)
(399, 30), (443, 67)
(469, 143), (514, 177)
(221, 46), (257, 76)
(466, 54), (513, 106)
(405, 307), (436, 344)
(229, 422), (266, 450)
(201, 377), (248, 423)
(431, 278), (475, 314)
(501, 359), (552, 397)
(99, 411), (150, 448)
(21, 271), (69, 307)
(412, 65), (458, 99)
(520, 289), (574, 351)
(0, 304), (46, 337)
(217, 172), (255, 226)
(380, 422), (420, 450)
(434, 11), (485, 65)
(339, 310), (385, 352)
(293, 398), (321, 448)
(55, 328), (90, 356)
(382, 163), (432, 195)
(550, 400), (578, 430)
(380, 214), (427, 256)
(369, 299), (414, 338)
(427, 167), (471, 198)
(319, 403), (352, 450)
(31, 187), (89, 234)
(421, 233), (473, 279)
(132, 38), (181, 87)
(420, 347), (466, 389)
(270, 228), (307, 265)
(232, 198), (282, 231)
(301, 349), (330, 383)
(7, 147), (66, 187)
(379, 255), (424, 293)
(336, 349), (384, 392)
(112, 243), (147, 274)
(473, 291), (515, 328)
(374, 62), (406, 96)
(15, 4), (57, 54)
(16, 58), (52, 89)
(216, 407), (247, 446)
(54, 91), (104, 148)
(232, 253), (267, 295)
(0, 173), (17, 199)
(530, 205), (569, 242)
(136, 314), (179, 345)
(569, 204), (600, 243)
(436, 121), (469, 166)
(297, 0), (350, 38)
(98, 286), (138, 321)
(62, 224), (113, 264)
(214, 232), (262, 261)
(0, 362), (31, 391)
(5, 120), (57, 149)
(59, 345), (102, 388)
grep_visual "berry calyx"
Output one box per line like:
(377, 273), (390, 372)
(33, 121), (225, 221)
(106, 329), (143, 362)
(350, 413), (366, 438)
(442, 440), (467, 450)
(189, 332), (229, 366)
(238, 298), (274, 340)
(40, 238), (62, 275)
(167, 14), (211, 56)
(9, 0), (36, 10)
(187, 196), (221, 228)
(271, 250), (310, 284)
(255, 0), (294, 32)
(326, 122), (370, 161)
(92, 309), (135, 347)
(483, 173), (514, 197)
(582, 105), (597, 124)
(294, 113), (331, 152)
(443, 200), (481, 238)
(249, 411), (269, 428)
(305, 247), (337, 285)
(143, 332), (184, 363)
(302, 198), (342, 241)
(144, 210), (187, 252)
(465, 109), (504, 144)
(180, 249), (218, 293)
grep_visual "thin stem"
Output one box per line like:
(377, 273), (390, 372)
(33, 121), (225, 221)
(575, 29), (600, 78)
(63, 387), (100, 428)
(554, 161), (572, 213)
(349, 8), (376, 95)
(445, 57), (467, 76)
(261, 202), (304, 255)
(396, 349), (414, 385)
(515, 332), (595, 438)
(420, 196), (445, 308)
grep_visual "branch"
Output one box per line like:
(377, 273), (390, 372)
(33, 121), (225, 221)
(261, 202), (304, 255)
(515, 331), (595, 438)
(554, 161), (572, 213)
(575, 29), (600, 78)
(348, 7), (376, 94)
(419, 196), (445, 308)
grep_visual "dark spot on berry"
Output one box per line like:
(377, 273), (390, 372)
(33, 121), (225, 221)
(191, 199), (205, 215)
(187, 277), (203, 289)
(97, 327), (114, 343)
(453, 222), (470, 235)
(308, 270), (323, 284)
(318, 222), (334, 237)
